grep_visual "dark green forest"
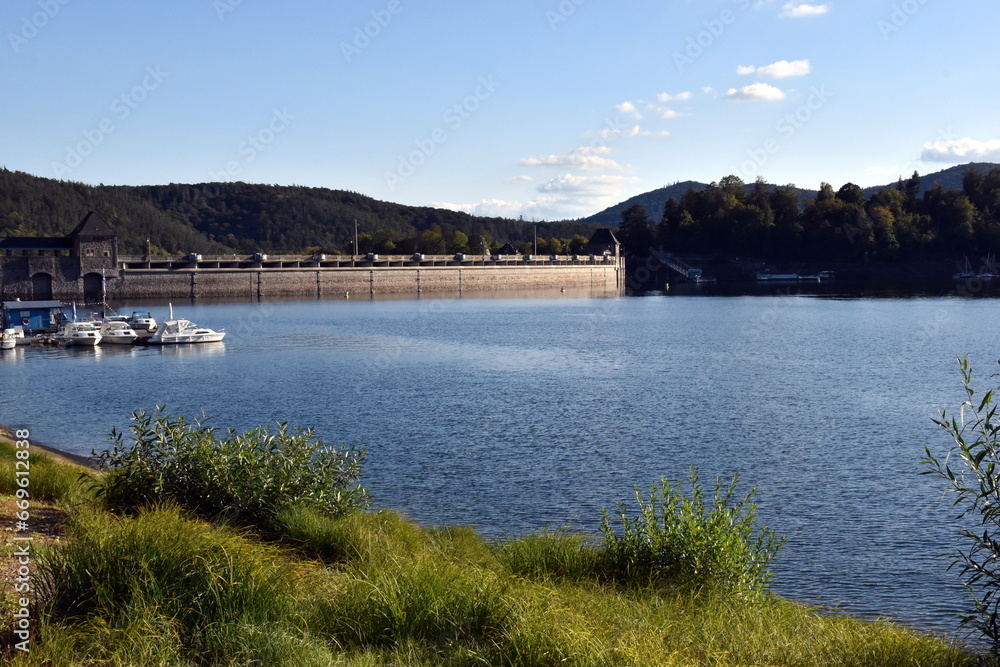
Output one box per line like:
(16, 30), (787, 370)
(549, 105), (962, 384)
(4, 165), (999, 265)
(616, 167), (1000, 265)
(0, 169), (596, 256)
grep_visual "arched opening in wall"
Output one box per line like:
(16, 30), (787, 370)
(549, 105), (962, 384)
(83, 272), (104, 302)
(32, 273), (53, 300)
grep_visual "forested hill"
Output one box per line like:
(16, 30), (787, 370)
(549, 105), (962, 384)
(581, 163), (1000, 227)
(616, 164), (1000, 265)
(0, 169), (597, 255)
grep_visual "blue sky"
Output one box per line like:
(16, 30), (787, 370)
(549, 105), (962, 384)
(3, 1), (998, 221)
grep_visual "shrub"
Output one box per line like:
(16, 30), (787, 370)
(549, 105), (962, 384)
(93, 408), (368, 528)
(924, 356), (1000, 653)
(598, 469), (784, 596)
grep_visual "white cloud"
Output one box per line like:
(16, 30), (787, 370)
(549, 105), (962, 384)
(636, 126), (670, 136)
(781, 2), (830, 17)
(507, 175), (534, 184)
(921, 138), (1000, 163)
(757, 59), (811, 78)
(436, 173), (641, 220)
(594, 124), (669, 139)
(656, 107), (680, 119)
(726, 82), (786, 101)
(536, 173), (636, 195)
(656, 91), (692, 102)
(434, 199), (529, 218)
(738, 59), (810, 78)
(532, 173), (642, 217)
(615, 101), (642, 118)
(520, 146), (623, 171)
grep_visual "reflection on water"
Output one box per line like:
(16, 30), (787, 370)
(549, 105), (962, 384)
(0, 341), (226, 363)
(2, 292), (996, 638)
(156, 342), (227, 358)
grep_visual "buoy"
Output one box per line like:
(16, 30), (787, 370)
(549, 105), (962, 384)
(344, 291), (350, 299)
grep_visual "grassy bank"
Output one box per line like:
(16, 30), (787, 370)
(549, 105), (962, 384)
(0, 433), (980, 665)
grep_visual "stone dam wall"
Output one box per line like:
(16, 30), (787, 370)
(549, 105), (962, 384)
(1, 254), (625, 301)
(113, 265), (622, 300)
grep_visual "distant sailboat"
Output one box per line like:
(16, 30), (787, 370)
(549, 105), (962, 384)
(954, 256), (998, 282)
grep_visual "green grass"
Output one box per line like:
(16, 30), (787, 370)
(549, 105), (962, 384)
(0, 440), (91, 503)
(0, 440), (983, 666)
(493, 528), (603, 583)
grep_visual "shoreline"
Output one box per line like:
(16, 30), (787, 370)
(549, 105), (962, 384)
(0, 424), (97, 468)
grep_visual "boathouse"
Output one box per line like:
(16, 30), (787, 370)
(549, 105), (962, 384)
(0, 212), (119, 302)
(0, 300), (65, 333)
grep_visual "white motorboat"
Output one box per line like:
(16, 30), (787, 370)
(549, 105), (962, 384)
(148, 304), (225, 345)
(5, 326), (26, 346)
(100, 319), (138, 345)
(1, 329), (16, 350)
(127, 311), (158, 334)
(55, 321), (103, 347)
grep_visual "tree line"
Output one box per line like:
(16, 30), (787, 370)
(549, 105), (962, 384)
(0, 169), (597, 255)
(616, 168), (1000, 264)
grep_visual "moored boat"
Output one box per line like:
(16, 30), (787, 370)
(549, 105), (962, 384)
(756, 272), (800, 281)
(100, 319), (139, 345)
(148, 304), (225, 345)
(54, 321), (102, 347)
(757, 270), (834, 282)
(127, 311), (158, 336)
(1, 329), (16, 350)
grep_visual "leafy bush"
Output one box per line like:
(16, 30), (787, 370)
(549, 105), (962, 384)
(924, 356), (1000, 653)
(93, 408), (368, 528)
(598, 469), (784, 596)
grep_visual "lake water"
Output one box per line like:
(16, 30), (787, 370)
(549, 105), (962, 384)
(1, 286), (996, 639)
